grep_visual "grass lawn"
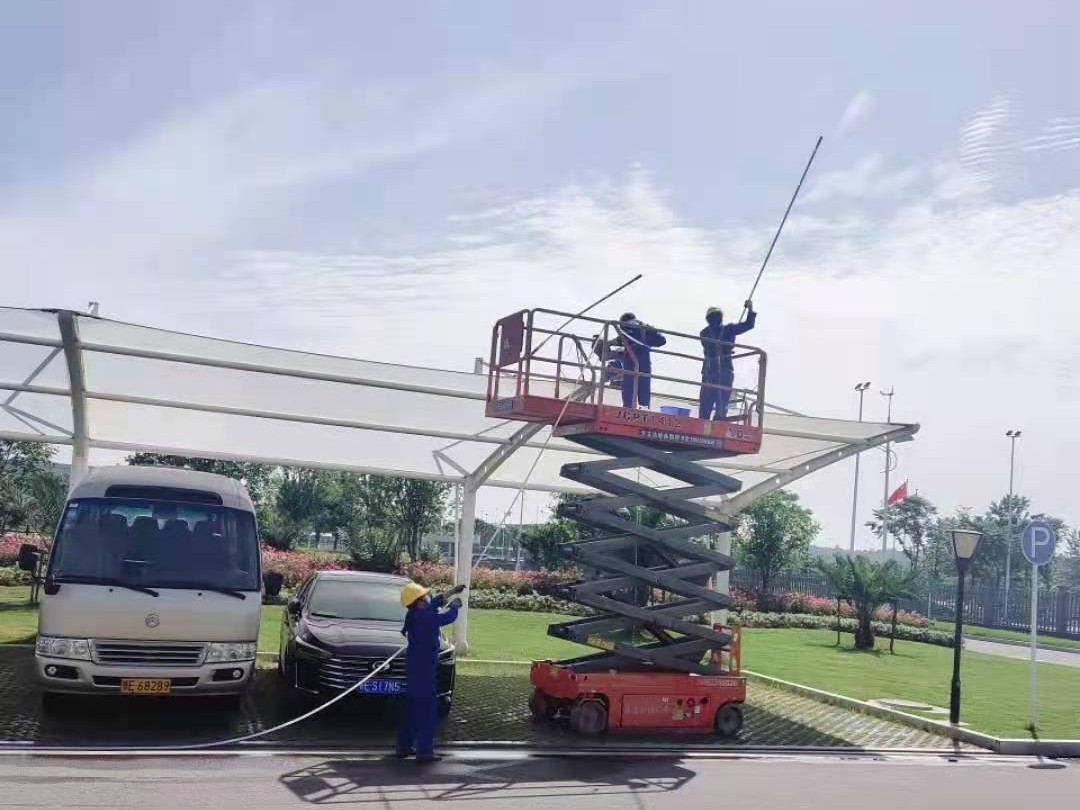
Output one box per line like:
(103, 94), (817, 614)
(745, 627), (1080, 739)
(0, 586), (37, 645)
(930, 620), (1080, 652)
(258, 605), (580, 662)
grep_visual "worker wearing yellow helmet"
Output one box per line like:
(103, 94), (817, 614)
(396, 580), (465, 762)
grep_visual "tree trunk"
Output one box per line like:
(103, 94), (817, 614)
(889, 598), (898, 654)
(854, 600), (876, 649)
(835, 597), (842, 646)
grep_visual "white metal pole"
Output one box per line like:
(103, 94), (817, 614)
(881, 389), (894, 553)
(849, 385), (867, 553)
(1005, 434), (1016, 621)
(1030, 561), (1039, 730)
(453, 482), (478, 655)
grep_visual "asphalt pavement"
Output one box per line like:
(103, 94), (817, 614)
(965, 637), (1080, 668)
(1, 751), (1075, 809)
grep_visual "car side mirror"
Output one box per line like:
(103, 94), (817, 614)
(287, 599), (301, 618)
(17, 544), (40, 573)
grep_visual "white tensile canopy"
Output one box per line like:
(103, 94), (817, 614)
(0, 307), (917, 649)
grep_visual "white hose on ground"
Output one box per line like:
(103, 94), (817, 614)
(66, 645), (408, 751)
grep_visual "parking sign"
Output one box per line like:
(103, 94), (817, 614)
(1022, 521), (1056, 567)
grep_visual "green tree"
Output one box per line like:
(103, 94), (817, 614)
(126, 453), (277, 506)
(520, 517), (579, 570)
(867, 494), (937, 572)
(272, 469), (335, 550)
(395, 479), (449, 561)
(735, 490), (819, 593)
(817, 554), (909, 650)
(0, 441), (64, 536)
(1055, 528), (1080, 589)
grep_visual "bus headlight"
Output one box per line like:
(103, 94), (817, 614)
(206, 642), (256, 662)
(36, 636), (91, 661)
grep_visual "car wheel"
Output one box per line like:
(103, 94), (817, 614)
(714, 703), (744, 738)
(569, 698), (608, 735)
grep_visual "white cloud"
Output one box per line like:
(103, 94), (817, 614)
(836, 90), (876, 136)
(802, 154), (921, 204)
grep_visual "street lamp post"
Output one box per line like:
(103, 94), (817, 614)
(1004, 430), (1022, 620)
(848, 382), (872, 552)
(949, 528), (984, 725)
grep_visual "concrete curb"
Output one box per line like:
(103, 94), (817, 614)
(742, 669), (1080, 758)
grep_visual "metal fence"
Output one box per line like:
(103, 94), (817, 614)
(730, 568), (1080, 640)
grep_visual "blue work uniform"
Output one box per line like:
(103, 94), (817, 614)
(397, 594), (458, 757)
(618, 321), (667, 409)
(700, 311), (757, 420)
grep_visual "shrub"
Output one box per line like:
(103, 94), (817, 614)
(260, 546), (348, 588)
(397, 562), (579, 596)
(467, 588), (592, 616)
(0, 566), (31, 587)
(728, 587), (927, 628)
(0, 533), (49, 567)
(732, 611), (953, 647)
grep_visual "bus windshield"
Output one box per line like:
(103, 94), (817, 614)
(48, 498), (260, 592)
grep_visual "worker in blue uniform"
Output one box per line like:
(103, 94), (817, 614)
(396, 581), (465, 762)
(616, 313), (667, 409)
(700, 301), (757, 420)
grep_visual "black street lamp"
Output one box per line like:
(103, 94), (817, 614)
(949, 528), (983, 725)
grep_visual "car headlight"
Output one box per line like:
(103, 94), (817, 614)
(36, 636), (91, 661)
(206, 642), (256, 663)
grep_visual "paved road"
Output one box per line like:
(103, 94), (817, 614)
(966, 637), (1080, 668)
(2, 751), (1075, 808)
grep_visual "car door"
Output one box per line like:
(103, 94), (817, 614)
(281, 574), (315, 676)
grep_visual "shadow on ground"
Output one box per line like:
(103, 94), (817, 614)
(280, 756), (697, 804)
(0, 647), (953, 750)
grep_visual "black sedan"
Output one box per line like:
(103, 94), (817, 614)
(278, 570), (455, 713)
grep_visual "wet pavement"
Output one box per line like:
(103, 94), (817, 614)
(0, 647), (962, 750)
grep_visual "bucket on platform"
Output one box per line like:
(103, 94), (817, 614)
(659, 405), (691, 417)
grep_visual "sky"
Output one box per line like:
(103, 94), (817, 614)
(2, 1), (1079, 548)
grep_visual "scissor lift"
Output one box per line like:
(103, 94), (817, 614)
(486, 309), (766, 737)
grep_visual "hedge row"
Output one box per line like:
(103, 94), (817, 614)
(732, 610), (955, 647)
(730, 587), (928, 628)
(467, 589), (592, 616)
(0, 566), (31, 587)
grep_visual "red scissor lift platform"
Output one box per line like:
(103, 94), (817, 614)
(486, 309), (766, 737)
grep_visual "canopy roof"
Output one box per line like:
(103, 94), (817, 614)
(0, 307), (917, 510)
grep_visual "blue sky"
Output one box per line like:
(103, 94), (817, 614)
(3, 1), (1079, 546)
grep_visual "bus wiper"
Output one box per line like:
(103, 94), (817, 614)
(192, 585), (247, 600)
(52, 575), (159, 597)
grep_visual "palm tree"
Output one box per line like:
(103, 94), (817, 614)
(817, 554), (909, 650)
(815, 554), (853, 646)
(879, 561), (919, 653)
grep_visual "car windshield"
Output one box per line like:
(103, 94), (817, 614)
(308, 579), (406, 622)
(48, 497), (260, 592)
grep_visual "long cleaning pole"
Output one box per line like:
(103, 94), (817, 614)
(742, 135), (823, 318)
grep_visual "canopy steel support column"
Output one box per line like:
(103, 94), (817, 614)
(57, 311), (89, 492)
(452, 480), (477, 654)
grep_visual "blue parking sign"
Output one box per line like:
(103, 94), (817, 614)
(1022, 521), (1056, 567)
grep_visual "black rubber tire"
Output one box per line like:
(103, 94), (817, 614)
(569, 698), (608, 736)
(714, 703), (744, 738)
(528, 688), (551, 720)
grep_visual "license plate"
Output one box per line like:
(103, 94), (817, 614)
(120, 678), (172, 695)
(358, 678), (403, 695)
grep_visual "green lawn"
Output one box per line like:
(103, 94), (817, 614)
(745, 627), (1080, 739)
(0, 586), (37, 645)
(929, 620), (1080, 652)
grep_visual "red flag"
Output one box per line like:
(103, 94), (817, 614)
(888, 480), (908, 506)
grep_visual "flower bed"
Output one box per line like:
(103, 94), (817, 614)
(730, 587), (927, 628)
(398, 561), (579, 596)
(732, 610), (953, 647)
(0, 534), (49, 567)
(260, 546), (348, 588)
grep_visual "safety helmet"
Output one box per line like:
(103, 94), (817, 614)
(707, 307), (723, 318)
(619, 312), (636, 322)
(400, 581), (430, 608)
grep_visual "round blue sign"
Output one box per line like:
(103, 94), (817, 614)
(1022, 521), (1056, 567)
